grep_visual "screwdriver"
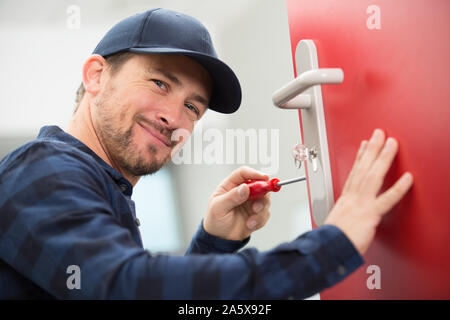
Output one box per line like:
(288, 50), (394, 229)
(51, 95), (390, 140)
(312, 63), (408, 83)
(244, 176), (307, 201)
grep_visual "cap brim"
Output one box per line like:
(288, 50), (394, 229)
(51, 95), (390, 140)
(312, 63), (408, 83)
(128, 47), (242, 114)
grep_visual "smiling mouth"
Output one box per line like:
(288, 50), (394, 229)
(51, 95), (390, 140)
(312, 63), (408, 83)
(137, 122), (171, 148)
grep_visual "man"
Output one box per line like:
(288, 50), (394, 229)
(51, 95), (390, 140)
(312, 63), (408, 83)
(0, 8), (413, 299)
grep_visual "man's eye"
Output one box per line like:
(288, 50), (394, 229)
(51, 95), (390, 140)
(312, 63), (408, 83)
(152, 80), (166, 90)
(185, 103), (199, 116)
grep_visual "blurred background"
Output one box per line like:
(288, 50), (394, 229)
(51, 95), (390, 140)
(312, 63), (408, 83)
(0, 0), (313, 285)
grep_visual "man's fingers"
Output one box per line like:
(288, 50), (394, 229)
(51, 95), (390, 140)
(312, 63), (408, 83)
(357, 140), (368, 161)
(212, 183), (249, 214)
(342, 140), (368, 194)
(247, 198), (271, 230)
(217, 166), (269, 193)
(375, 172), (413, 215)
(360, 129), (386, 168)
(363, 137), (399, 194)
(252, 200), (265, 213)
(351, 129), (386, 190)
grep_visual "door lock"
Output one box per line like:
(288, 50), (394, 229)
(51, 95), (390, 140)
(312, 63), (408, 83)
(292, 143), (319, 172)
(273, 39), (343, 226)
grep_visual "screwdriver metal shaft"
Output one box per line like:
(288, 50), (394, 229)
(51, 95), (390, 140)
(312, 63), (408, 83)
(276, 175), (306, 187)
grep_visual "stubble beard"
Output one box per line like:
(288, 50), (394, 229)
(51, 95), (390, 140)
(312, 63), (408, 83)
(93, 92), (173, 178)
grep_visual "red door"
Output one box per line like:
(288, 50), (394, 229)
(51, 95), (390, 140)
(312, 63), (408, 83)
(286, 0), (450, 299)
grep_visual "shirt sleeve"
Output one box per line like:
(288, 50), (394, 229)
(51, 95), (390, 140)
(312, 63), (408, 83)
(184, 220), (250, 254)
(0, 142), (364, 299)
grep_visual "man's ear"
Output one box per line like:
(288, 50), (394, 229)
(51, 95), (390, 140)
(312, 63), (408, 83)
(82, 54), (107, 98)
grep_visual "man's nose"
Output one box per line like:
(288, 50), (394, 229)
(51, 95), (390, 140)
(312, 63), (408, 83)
(155, 101), (183, 129)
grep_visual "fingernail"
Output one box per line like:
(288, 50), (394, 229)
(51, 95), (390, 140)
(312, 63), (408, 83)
(371, 129), (383, 140)
(384, 137), (396, 150)
(253, 202), (264, 212)
(238, 184), (247, 199)
(257, 171), (269, 179)
(247, 220), (258, 230)
(401, 173), (413, 186)
(360, 140), (367, 151)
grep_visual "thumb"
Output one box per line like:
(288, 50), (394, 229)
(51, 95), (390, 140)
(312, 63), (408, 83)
(213, 183), (249, 214)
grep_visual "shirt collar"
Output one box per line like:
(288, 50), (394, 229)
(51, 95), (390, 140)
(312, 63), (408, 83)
(37, 125), (133, 196)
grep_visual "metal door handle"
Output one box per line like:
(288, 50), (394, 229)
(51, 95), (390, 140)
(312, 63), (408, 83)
(272, 39), (344, 226)
(273, 68), (343, 109)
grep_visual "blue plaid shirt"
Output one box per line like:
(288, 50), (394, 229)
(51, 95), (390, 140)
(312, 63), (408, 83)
(0, 125), (363, 299)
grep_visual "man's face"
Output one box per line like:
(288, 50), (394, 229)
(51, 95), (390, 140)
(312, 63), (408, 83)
(91, 53), (212, 177)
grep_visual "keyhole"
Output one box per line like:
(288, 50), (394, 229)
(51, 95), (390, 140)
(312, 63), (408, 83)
(309, 148), (319, 172)
(292, 144), (308, 169)
(292, 144), (319, 171)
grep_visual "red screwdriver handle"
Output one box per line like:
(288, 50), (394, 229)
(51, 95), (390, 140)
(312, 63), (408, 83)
(245, 178), (281, 201)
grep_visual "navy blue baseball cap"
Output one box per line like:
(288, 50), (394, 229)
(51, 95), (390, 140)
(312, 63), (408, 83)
(92, 8), (242, 114)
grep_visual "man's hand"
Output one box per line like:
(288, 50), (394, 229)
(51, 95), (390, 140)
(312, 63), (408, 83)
(204, 166), (271, 241)
(324, 129), (414, 255)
